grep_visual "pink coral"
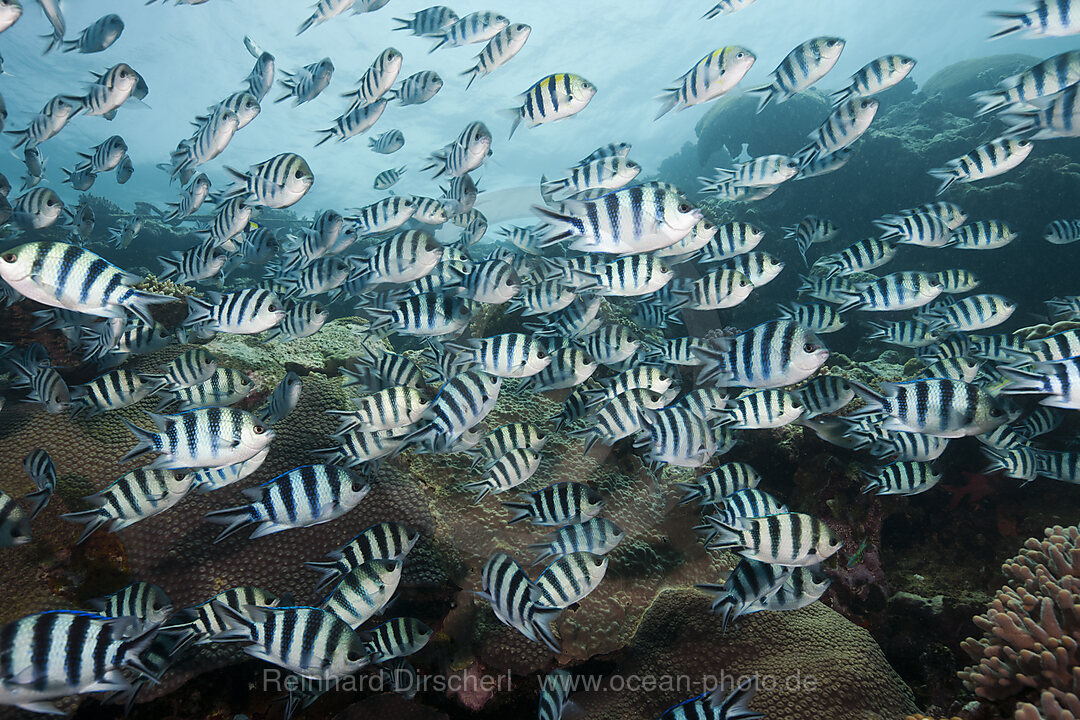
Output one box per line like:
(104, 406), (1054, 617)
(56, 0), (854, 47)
(959, 525), (1080, 717)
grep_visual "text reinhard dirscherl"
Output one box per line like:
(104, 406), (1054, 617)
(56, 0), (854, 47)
(260, 668), (818, 696)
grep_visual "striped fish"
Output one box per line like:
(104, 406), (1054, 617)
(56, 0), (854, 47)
(647, 337), (707, 367)
(441, 173), (478, 214)
(974, 50), (1080, 115)
(982, 446), (1039, 482)
(163, 173), (212, 221)
(1034, 449), (1080, 483)
(206, 465), (370, 542)
(658, 678), (763, 720)
(678, 464), (764, 509)
(901, 201), (968, 229)
(93, 582), (173, 625)
(10, 361), (70, 414)
(172, 108), (238, 177)
(866, 320), (940, 348)
(798, 273), (861, 303)
(279, 257), (350, 298)
(698, 222), (766, 263)
(989, 0), (1080, 38)
(369, 129), (405, 154)
(778, 302), (846, 334)
(535, 182), (701, 254)
(198, 197), (253, 251)
(859, 428), (950, 462)
(368, 293), (471, 338)
(243, 38), (275, 101)
(158, 241), (225, 285)
(929, 138), (1034, 195)
(796, 98), (878, 164)
(721, 389), (804, 429)
(656, 219), (718, 263)
(297, 0), (355, 34)
(214, 605), (369, 681)
(1025, 327), (1080, 361)
(712, 154), (799, 187)
(503, 482), (605, 526)
(342, 349), (424, 393)
(794, 145), (857, 180)
(393, 6), (459, 36)
(528, 517), (624, 565)
(306, 521), (419, 594)
(401, 371), (502, 452)
(119, 406), (274, 469)
(705, 511), (841, 566)
(927, 293), (1016, 332)
(694, 319), (829, 388)
(711, 488), (787, 525)
(696, 557), (790, 631)
(535, 552), (607, 608)
(947, 220), (1018, 249)
(590, 365), (675, 403)
(639, 406), (717, 468)
(508, 73), (597, 139)
(933, 268), (981, 294)
(332, 386), (429, 433)
(76, 135), (127, 174)
(837, 271), (944, 313)
(266, 301), (329, 343)
(679, 388), (729, 420)
(540, 157), (641, 203)
(538, 669), (579, 720)
(793, 375), (855, 417)
(1000, 359), (1080, 409)
(1003, 82), (1080, 138)
(185, 288), (286, 334)
(510, 279), (575, 316)
(62, 13), (123, 53)
(783, 215), (839, 263)
(430, 11), (509, 51)
(188, 448), (270, 494)
(390, 70), (443, 105)
(0, 490), (30, 547)
(518, 347), (598, 392)
(688, 269), (753, 310)
(276, 58), (334, 105)
(578, 255), (672, 297)
(849, 378), (1008, 437)
(656, 46), (756, 119)
(348, 196), (417, 234)
(875, 210), (951, 247)
(463, 23), (531, 89)
(424, 121), (491, 178)
(478, 553), (560, 651)
(344, 47), (402, 107)
(23, 449), (56, 520)
(360, 231), (444, 289)
(469, 423), (549, 468)
(6, 95), (80, 149)
(745, 568), (831, 613)
(363, 617), (432, 663)
(861, 461), (942, 495)
(573, 388), (669, 452)
(317, 99), (388, 145)
(832, 54), (916, 105)
(160, 367), (253, 412)
(72, 367), (166, 415)
(62, 468), (194, 544)
(702, 0), (758, 17)
(0, 241), (172, 324)
(166, 586), (280, 652)
(0, 611), (158, 713)
(67, 63), (139, 118)
(226, 152), (313, 209)
(749, 36), (846, 112)
(1014, 406), (1063, 437)
(256, 372), (302, 426)
(203, 90), (261, 130)
(321, 558), (402, 628)
(447, 334), (548, 377)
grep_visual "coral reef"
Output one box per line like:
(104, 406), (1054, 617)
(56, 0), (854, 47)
(959, 525), (1080, 715)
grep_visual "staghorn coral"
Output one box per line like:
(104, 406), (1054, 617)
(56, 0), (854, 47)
(959, 525), (1080, 715)
(574, 589), (918, 720)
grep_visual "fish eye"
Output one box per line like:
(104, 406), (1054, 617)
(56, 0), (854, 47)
(253, 425), (266, 435)
(678, 203), (691, 213)
(268, 304), (278, 312)
(347, 651), (362, 662)
(736, 52), (745, 58)
(2, 253), (14, 263)
(294, 170), (305, 179)
(803, 343), (818, 353)
(990, 407), (1003, 417)
(537, 350), (547, 359)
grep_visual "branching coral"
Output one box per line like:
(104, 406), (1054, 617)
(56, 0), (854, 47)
(959, 525), (1080, 715)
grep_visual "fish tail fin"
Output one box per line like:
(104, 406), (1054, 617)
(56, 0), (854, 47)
(538, 175), (567, 204)
(24, 488), (52, 520)
(503, 108), (523, 140)
(830, 87), (853, 107)
(987, 11), (1028, 39)
(654, 89), (680, 120)
(970, 89), (1010, 117)
(530, 606), (562, 652)
(845, 380), (889, 416)
(296, 14), (316, 35)
(747, 84), (775, 114)
(708, 676), (762, 718)
(701, 519), (742, 551)
(461, 66), (480, 91)
(118, 418), (159, 464)
(60, 508), (108, 545)
(998, 365), (1049, 394)
(501, 501), (533, 525)
(691, 341), (733, 386)
(927, 168), (957, 196)
(125, 290), (176, 326)
(203, 506), (256, 544)
(674, 481), (705, 506)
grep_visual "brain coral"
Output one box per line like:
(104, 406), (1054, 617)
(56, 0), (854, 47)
(573, 589), (918, 720)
